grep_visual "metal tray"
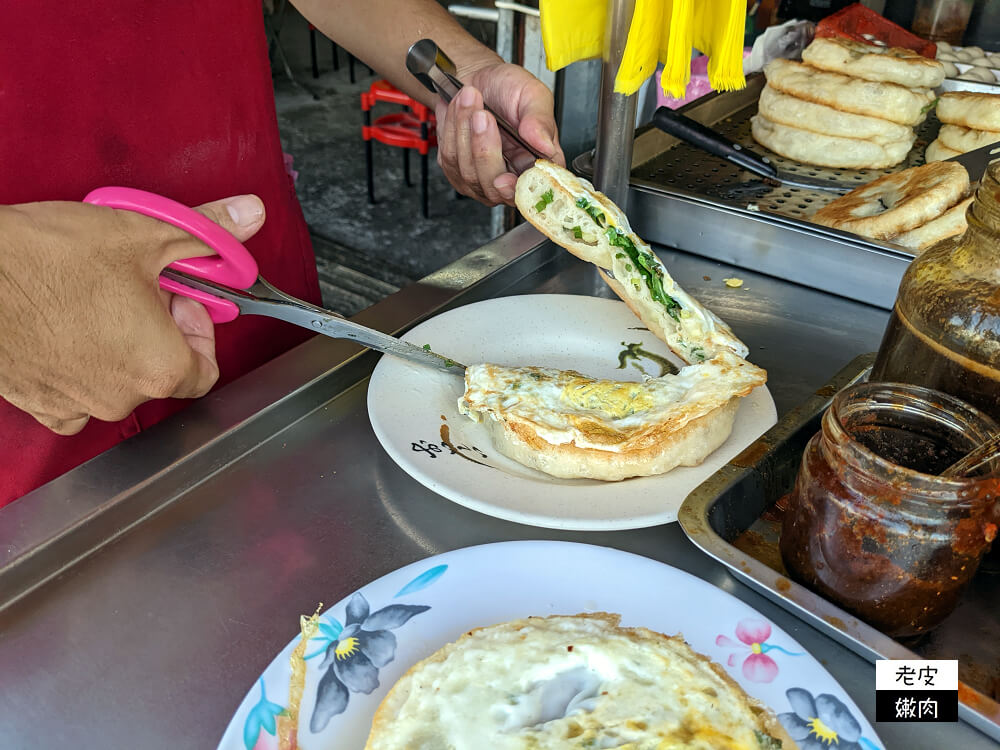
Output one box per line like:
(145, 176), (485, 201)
(628, 73), (939, 219)
(573, 74), (964, 310)
(678, 353), (1000, 742)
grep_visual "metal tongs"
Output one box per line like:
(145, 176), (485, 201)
(405, 38), (546, 165)
(652, 107), (1000, 194)
(944, 142), (1000, 184)
(941, 432), (1000, 478)
(651, 107), (855, 194)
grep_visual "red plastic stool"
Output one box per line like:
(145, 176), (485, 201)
(361, 80), (437, 218)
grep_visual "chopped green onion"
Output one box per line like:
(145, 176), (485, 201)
(575, 196), (606, 227)
(754, 730), (782, 750)
(606, 226), (682, 321)
(534, 189), (554, 213)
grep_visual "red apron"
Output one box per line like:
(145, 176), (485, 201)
(0, 1), (322, 506)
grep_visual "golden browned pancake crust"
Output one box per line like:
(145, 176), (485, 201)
(802, 37), (945, 88)
(937, 123), (1000, 153)
(894, 195), (973, 252)
(811, 162), (969, 239)
(925, 138), (961, 162)
(937, 91), (1000, 131)
(764, 58), (934, 125)
(756, 84), (914, 144)
(458, 353), (766, 481)
(750, 114), (914, 169)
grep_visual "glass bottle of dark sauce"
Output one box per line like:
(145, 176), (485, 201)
(872, 162), (1000, 423)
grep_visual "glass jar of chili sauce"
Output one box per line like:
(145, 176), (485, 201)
(780, 382), (999, 638)
(871, 162), (1000, 423)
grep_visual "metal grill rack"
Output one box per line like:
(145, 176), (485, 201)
(630, 75), (938, 221)
(573, 74), (954, 309)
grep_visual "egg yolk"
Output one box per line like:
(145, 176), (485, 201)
(560, 378), (654, 418)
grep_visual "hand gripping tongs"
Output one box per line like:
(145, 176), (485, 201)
(405, 38), (547, 165)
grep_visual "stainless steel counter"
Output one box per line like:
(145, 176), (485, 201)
(1, 224), (993, 749)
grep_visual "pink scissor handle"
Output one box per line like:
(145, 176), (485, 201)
(83, 187), (260, 323)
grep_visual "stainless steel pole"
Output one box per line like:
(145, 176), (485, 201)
(593, 0), (638, 209)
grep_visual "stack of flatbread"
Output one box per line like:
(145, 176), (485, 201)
(925, 91), (1000, 162)
(752, 38), (944, 169)
(811, 161), (971, 252)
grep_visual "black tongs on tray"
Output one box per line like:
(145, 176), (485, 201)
(945, 141), (1000, 183)
(651, 107), (855, 194)
(652, 107), (1000, 194)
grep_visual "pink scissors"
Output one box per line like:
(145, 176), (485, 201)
(83, 187), (464, 374)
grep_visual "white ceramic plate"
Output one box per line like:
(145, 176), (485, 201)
(218, 541), (884, 750)
(366, 294), (776, 530)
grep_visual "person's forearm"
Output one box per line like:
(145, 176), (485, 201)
(292, 0), (502, 107)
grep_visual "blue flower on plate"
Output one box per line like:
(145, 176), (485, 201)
(779, 687), (879, 750)
(309, 591), (430, 732)
(242, 678), (285, 750)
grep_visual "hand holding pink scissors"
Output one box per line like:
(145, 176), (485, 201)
(83, 187), (464, 375)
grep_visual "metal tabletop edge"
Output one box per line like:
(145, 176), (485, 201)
(0, 223), (553, 611)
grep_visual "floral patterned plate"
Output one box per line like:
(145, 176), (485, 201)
(366, 294), (777, 530)
(217, 541), (883, 750)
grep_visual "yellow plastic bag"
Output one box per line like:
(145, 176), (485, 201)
(692, 0), (747, 94)
(657, 0), (696, 98)
(539, 0), (746, 98)
(615, 0), (667, 95)
(539, 0), (607, 72)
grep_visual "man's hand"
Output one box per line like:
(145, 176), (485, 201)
(434, 61), (566, 206)
(0, 194), (265, 435)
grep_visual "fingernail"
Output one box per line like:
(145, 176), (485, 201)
(170, 295), (212, 336)
(493, 176), (515, 201)
(458, 86), (476, 107)
(226, 195), (263, 227)
(540, 136), (556, 155)
(472, 111), (488, 135)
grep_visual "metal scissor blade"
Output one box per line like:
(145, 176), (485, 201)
(161, 269), (466, 376)
(651, 107), (857, 194)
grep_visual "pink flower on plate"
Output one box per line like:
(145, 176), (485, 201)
(716, 618), (802, 683)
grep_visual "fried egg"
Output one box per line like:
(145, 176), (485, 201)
(459, 351), (764, 448)
(455, 351), (767, 481)
(364, 614), (794, 750)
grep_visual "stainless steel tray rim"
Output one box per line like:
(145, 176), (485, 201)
(677, 353), (1000, 742)
(629, 181), (917, 261)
